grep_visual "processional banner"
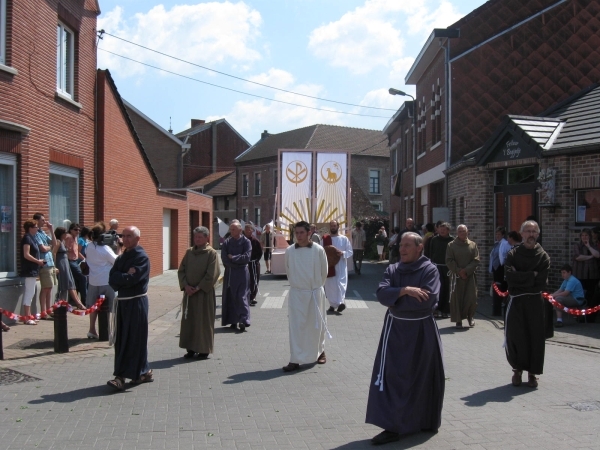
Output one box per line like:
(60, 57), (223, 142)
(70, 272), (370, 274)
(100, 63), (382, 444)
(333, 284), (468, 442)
(315, 153), (347, 226)
(280, 152), (313, 234)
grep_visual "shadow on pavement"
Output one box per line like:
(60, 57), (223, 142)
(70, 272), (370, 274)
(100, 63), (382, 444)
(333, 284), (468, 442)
(461, 384), (532, 407)
(150, 356), (198, 370)
(330, 431), (435, 449)
(437, 325), (470, 335)
(223, 367), (292, 384)
(28, 385), (120, 404)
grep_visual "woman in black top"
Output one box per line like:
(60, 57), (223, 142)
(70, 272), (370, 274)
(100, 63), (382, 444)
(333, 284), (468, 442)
(20, 220), (45, 324)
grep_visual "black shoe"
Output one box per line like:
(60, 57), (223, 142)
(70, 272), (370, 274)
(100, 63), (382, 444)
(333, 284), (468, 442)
(250, 300), (257, 306)
(239, 323), (246, 332)
(337, 303), (346, 313)
(371, 430), (400, 445)
(196, 353), (209, 360)
(555, 321), (564, 328)
(327, 306), (335, 313)
(183, 351), (196, 359)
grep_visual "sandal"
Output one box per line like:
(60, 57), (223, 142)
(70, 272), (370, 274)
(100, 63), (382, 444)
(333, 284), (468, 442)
(131, 369), (154, 385)
(1, 322), (9, 332)
(107, 376), (125, 391)
(527, 373), (538, 388)
(317, 351), (326, 364)
(25, 319), (37, 325)
(512, 370), (522, 386)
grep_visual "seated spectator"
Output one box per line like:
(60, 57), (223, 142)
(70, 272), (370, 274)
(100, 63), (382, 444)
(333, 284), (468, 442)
(551, 264), (586, 328)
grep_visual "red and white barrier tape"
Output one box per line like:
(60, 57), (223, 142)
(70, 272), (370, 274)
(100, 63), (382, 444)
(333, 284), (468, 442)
(493, 283), (600, 316)
(0, 297), (106, 323)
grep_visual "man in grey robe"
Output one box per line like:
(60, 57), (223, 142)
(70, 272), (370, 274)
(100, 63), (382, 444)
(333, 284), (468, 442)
(178, 226), (221, 359)
(221, 220), (252, 331)
(366, 232), (444, 445)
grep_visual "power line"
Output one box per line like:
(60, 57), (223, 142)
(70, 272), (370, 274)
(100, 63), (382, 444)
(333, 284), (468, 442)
(98, 30), (397, 112)
(98, 48), (391, 119)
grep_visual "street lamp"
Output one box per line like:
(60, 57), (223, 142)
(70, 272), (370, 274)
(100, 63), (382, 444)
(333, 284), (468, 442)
(389, 87), (417, 220)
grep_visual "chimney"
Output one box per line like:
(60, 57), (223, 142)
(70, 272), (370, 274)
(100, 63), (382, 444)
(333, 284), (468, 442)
(191, 119), (205, 128)
(261, 130), (270, 139)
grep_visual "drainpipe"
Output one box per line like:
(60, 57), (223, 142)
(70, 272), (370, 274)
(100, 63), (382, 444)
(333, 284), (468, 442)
(212, 122), (217, 173)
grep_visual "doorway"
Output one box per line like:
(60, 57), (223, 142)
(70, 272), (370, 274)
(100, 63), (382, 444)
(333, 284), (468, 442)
(494, 166), (537, 233)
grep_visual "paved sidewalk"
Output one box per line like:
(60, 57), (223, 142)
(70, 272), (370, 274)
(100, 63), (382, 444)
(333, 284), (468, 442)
(1, 261), (600, 449)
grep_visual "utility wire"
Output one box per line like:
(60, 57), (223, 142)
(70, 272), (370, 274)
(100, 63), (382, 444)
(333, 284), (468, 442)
(98, 48), (390, 118)
(98, 30), (396, 112)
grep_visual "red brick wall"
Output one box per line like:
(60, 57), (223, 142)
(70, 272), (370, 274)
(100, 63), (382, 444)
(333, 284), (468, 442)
(0, 0), (98, 243)
(449, 0), (600, 162)
(97, 71), (213, 277)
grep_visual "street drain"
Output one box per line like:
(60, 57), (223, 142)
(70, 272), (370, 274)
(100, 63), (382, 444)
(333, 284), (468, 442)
(568, 401), (600, 412)
(0, 368), (41, 386)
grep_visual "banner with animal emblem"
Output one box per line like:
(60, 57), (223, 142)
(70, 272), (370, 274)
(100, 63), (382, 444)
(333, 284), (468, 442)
(315, 153), (347, 226)
(280, 152), (313, 235)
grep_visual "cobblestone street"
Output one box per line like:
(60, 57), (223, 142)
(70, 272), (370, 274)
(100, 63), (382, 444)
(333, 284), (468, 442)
(1, 260), (600, 449)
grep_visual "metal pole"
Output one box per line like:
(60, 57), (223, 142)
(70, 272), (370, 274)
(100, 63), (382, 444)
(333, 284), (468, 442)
(98, 295), (109, 341)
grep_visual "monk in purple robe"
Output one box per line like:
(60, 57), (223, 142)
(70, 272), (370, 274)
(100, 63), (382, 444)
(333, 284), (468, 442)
(221, 220), (252, 331)
(366, 232), (444, 446)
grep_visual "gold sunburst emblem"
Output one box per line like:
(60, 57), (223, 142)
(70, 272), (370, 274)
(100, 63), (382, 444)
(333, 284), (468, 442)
(320, 161), (342, 184)
(286, 160), (308, 185)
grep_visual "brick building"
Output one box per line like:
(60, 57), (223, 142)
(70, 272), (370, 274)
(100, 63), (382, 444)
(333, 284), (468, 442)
(0, 0), (99, 281)
(0, 0), (214, 319)
(235, 125), (389, 228)
(96, 70), (213, 277)
(175, 119), (250, 186)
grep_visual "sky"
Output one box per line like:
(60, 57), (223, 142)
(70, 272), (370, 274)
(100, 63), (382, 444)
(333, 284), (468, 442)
(97, 0), (488, 146)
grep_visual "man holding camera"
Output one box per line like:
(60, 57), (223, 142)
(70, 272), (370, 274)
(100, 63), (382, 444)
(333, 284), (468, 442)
(85, 222), (122, 339)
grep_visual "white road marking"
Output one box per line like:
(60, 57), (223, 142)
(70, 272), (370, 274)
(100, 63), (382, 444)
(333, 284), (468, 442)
(344, 300), (368, 308)
(261, 297), (286, 309)
(353, 290), (363, 299)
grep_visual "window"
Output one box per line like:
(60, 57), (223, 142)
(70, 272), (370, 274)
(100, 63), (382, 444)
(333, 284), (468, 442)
(0, 153), (16, 276)
(56, 22), (74, 98)
(49, 164), (79, 229)
(418, 99), (427, 154)
(507, 166), (535, 184)
(576, 190), (600, 224)
(369, 169), (381, 194)
(255, 207), (261, 226)
(403, 129), (409, 169)
(242, 208), (248, 222)
(371, 202), (382, 211)
(0, 0), (6, 66)
(242, 174), (249, 197)
(224, 196), (230, 210)
(273, 169), (278, 194)
(254, 172), (261, 196)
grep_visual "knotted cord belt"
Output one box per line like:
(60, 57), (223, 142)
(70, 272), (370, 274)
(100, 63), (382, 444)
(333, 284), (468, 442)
(109, 292), (148, 346)
(374, 311), (444, 392)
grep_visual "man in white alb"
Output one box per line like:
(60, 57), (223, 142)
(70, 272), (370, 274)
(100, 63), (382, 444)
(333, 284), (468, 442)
(283, 221), (329, 372)
(323, 220), (353, 313)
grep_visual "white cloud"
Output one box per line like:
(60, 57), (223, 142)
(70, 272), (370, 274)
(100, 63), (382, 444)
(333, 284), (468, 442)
(308, 0), (463, 75)
(360, 88), (409, 110)
(98, 2), (263, 77)
(206, 70), (346, 140)
(389, 56), (415, 82)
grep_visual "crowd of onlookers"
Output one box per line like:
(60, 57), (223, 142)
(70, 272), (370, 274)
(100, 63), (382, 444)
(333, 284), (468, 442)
(1, 214), (121, 338)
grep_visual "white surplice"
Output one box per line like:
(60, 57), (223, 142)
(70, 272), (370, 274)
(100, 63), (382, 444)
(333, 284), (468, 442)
(285, 243), (328, 364)
(324, 235), (353, 308)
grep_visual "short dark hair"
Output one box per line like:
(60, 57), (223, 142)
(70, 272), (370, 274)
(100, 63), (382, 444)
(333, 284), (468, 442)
(69, 223), (80, 232)
(425, 223), (435, 233)
(23, 220), (37, 232)
(507, 231), (521, 242)
(294, 221), (310, 232)
(496, 226), (506, 236)
(355, 222), (362, 228)
(33, 213), (45, 221)
(54, 227), (67, 240)
(560, 264), (572, 273)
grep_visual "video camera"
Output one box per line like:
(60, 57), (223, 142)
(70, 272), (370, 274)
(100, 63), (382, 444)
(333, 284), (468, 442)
(98, 230), (122, 246)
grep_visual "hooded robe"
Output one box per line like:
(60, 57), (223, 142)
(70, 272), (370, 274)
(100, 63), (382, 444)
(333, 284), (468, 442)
(366, 256), (444, 434)
(178, 244), (221, 354)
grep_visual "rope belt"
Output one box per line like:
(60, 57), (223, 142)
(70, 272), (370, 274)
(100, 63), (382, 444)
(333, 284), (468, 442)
(503, 291), (542, 348)
(374, 311), (444, 392)
(296, 287), (332, 339)
(109, 292), (148, 346)
(449, 271), (458, 295)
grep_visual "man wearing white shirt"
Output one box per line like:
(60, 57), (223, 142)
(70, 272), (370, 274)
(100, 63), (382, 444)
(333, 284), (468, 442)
(323, 220), (353, 313)
(85, 222), (121, 339)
